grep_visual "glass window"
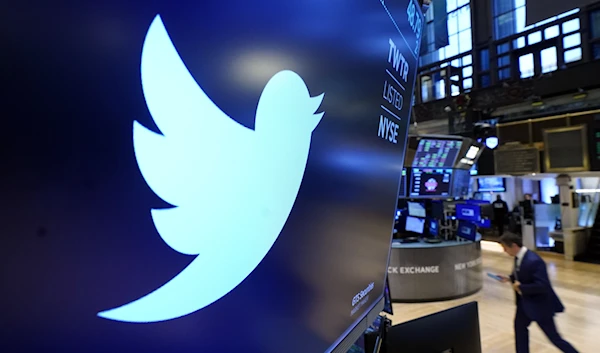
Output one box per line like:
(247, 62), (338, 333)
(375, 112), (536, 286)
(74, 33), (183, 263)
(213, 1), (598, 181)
(528, 31), (542, 45)
(459, 30), (472, 53)
(447, 0), (458, 13)
(563, 33), (581, 49)
(497, 42), (510, 54)
(451, 84), (461, 96)
(481, 74), (491, 87)
(480, 49), (490, 71)
(514, 36), (526, 49)
(544, 25), (560, 39)
(564, 47), (582, 63)
(541, 47), (558, 73)
(463, 78), (473, 89)
(463, 54), (473, 66)
(457, 0), (469, 8)
(495, 11), (515, 39)
(591, 10), (600, 39)
(421, 76), (432, 102)
(446, 33), (459, 58)
(493, 1), (580, 39)
(458, 6), (471, 32)
(494, 0), (514, 17)
(498, 55), (510, 67)
(499, 68), (511, 80)
(435, 77), (446, 99)
(448, 11), (458, 35)
(519, 53), (535, 78)
(593, 43), (600, 60)
(562, 18), (580, 34)
(452, 58), (461, 67)
(463, 66), (473, 77)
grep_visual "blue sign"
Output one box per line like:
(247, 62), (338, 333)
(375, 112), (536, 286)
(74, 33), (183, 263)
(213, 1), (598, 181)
(2, 1), (424, 352)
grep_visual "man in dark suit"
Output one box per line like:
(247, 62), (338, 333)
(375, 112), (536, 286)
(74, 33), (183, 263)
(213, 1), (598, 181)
(499, 233), (578, 353)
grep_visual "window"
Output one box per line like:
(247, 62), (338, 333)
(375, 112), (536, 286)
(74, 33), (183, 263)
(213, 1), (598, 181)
(420, 0), (472, 67)
(591, 9), (600, 39)
(541, 47), (558, 73)
(480, 49), (490, 71)
(519, 53), (535, 78)
(564, 47), (582, 63)
(493, 0), (580, 39)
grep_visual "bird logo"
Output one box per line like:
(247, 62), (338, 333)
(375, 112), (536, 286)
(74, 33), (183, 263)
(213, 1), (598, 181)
(97, 15), (325, 323)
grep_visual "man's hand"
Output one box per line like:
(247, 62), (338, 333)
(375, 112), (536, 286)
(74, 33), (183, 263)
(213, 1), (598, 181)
(513, 281), (522, 295)
(498, 275), (510, 283)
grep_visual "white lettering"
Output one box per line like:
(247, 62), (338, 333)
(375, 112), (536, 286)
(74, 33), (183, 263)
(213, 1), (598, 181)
(378, 115), (399, 144)
(387, 38), (410, 82)
(383, 81), (404, 111)
(352, 282), (375, 307)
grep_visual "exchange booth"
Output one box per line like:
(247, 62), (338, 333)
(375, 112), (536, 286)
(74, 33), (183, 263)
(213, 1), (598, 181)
(389, 135), (485, 302)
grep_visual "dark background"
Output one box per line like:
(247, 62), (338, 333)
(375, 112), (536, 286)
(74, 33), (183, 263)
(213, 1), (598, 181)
(0, 1), (421, 352)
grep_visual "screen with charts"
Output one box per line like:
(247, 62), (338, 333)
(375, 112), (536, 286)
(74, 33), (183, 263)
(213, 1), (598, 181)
(477, 177), (506, 192)
(412, 139), (463, 168)
(410, 168), (453, 197)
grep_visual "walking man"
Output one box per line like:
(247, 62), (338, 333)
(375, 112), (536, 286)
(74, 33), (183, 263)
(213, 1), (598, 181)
(498, 233), (578, 353)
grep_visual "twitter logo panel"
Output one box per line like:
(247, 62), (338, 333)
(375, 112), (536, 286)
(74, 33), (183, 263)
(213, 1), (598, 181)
(2, 1), (420, 352)
(97, 15), (325, 323)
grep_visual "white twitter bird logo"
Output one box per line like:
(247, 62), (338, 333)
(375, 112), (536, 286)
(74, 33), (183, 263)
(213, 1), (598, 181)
(97, 15), (324, 323)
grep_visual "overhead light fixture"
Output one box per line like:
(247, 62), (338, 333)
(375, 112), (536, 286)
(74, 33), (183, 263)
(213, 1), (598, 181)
(485, 136), (499, 149)
(575, 189), (600, 193)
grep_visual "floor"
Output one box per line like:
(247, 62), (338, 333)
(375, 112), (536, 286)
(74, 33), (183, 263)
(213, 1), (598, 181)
(387, 244), (600, 353)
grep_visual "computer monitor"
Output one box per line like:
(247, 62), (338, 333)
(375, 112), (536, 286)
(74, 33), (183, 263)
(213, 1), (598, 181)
(477, 177), (506, 192)
(429, 219), (439, 237)
(407, 201), (426, 218)
(457, 221), (478, 241)
(455, 203), (481, 222)
(383, 276), (393, 315)
(412, 139), (463, 168)
(409, 168), (453, 198)
(386, 302), (482, 353)
(405, 216), (425, 234)
(431, 201), (445, 219)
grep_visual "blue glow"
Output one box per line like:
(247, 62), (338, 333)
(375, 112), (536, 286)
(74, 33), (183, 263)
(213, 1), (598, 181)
(485, 136), (499, 149)
(97, 15), (324, 323)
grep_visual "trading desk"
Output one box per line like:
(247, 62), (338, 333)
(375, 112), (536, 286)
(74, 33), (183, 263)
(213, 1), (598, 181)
(388, 239), (482, 302)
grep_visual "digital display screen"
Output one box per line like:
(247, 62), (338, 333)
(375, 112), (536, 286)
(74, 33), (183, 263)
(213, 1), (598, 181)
(399, 168), (408, 197)
(2, 0), (424, 352)
(477, 177), (506, 192)
(429, 219), (439, 236)
(465, 146), (480, 159)
(409, 168), (453, 197)
(455, 204), (481, 222)
(451, 169), (471, 197)
(407, 201), (426, 218)
(406, 216), (426, 234)
(412, 139), (463, 168)
(457, 221), (478, 241)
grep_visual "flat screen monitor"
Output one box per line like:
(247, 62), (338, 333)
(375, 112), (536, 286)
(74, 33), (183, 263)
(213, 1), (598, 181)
(399, 168), (407, 198)
(406, 216), (426, 234)
(455, 204), (481, 222)
(465, 145), (480, 159)
(429, 219), (439, 237)
(431, 201), (444, 218)
(457, 221), (478, 241)
(477, 177), (506, 192)
(451, 169), (471, 197)
(407, 201), (426, 218)
(3, 1), (424, 352)
(409, 168), (453, 198)
(412, 139), (463, 168)
(383, 276), (393, 315)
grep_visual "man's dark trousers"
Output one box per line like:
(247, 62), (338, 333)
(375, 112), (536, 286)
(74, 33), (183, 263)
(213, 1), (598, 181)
(515, 297), (578, 353)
